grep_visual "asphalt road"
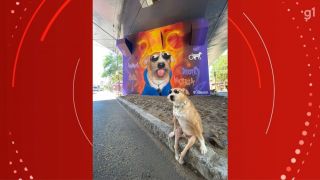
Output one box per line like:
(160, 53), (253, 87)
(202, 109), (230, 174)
(93, 99), (204, 180)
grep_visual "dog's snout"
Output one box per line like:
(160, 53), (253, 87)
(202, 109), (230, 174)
(158, 62), (165, 69)
(170, 95), (175, 101)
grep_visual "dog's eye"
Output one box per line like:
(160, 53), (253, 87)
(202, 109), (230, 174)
(174, 89), (179, 94)
(150, 55), (159, 62)
(162, 52), (171, 60)
(169, 90), (172, 94)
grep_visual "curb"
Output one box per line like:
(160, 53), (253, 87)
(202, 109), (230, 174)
(117, 97), (227, 180)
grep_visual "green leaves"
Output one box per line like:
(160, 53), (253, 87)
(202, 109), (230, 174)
(211, 54), (228, 83)
(102, 54), (123, 84)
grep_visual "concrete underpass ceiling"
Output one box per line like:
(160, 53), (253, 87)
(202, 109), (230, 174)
(93, 0), (228, 65)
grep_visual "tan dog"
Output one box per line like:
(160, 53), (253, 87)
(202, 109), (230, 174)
(167, 88), (207, 164)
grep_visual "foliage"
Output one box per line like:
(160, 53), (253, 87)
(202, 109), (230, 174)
(210, 54), (228, 83)
(101, 54), (123, 85)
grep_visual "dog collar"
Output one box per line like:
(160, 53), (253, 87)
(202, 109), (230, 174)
(174, 101), (188, 109)
(150, 76), (168, 87)
(151, 77), (168, 96)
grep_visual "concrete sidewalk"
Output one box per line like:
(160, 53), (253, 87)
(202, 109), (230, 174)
(93, 99), (204, 180)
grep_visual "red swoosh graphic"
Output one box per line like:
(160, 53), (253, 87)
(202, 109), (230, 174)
(12, 0), (46, 88)
(40, 0), (71, 42)
(229, 17), (262, 88)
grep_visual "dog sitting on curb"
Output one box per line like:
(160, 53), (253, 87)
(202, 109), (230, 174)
(167, 88), (207, 164)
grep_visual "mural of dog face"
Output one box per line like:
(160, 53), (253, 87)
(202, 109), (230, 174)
(147, 51), (172, 80)
(141, 51), (173, 96)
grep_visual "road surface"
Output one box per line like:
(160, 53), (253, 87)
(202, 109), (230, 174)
(93, 99), (204, 180)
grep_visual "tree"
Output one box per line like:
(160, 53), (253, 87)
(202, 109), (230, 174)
(210, 54), (228, 83)
(101, 54), (123, 85)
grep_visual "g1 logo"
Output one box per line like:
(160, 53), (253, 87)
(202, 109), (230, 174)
(304, 7), (315, 22)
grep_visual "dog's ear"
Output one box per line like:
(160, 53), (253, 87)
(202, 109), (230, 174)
(170, 56), (175, 63)
(169, 56), (175, 68)
(182, 88), (190, 96)
(144, 57), (149, 66)
(141, 55), (150, 67)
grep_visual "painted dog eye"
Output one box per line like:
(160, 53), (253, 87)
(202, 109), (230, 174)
(150, 54), (159, 62)
(161, 52), (171, 60)
(174, 89), (179, 94)
(169, 90), (172, 94)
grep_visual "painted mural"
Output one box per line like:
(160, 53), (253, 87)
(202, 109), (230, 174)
(121, 20), (210, 96)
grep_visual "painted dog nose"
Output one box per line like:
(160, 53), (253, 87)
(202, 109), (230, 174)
(158, 62), (165, 69)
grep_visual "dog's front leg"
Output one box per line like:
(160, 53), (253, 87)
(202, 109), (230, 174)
(198, 135), (207, 154)
(168, 116), (177, 138)
(178, 135), (196, 164)
(179, 136), (197, 164)
(174, 127), (182, 161)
